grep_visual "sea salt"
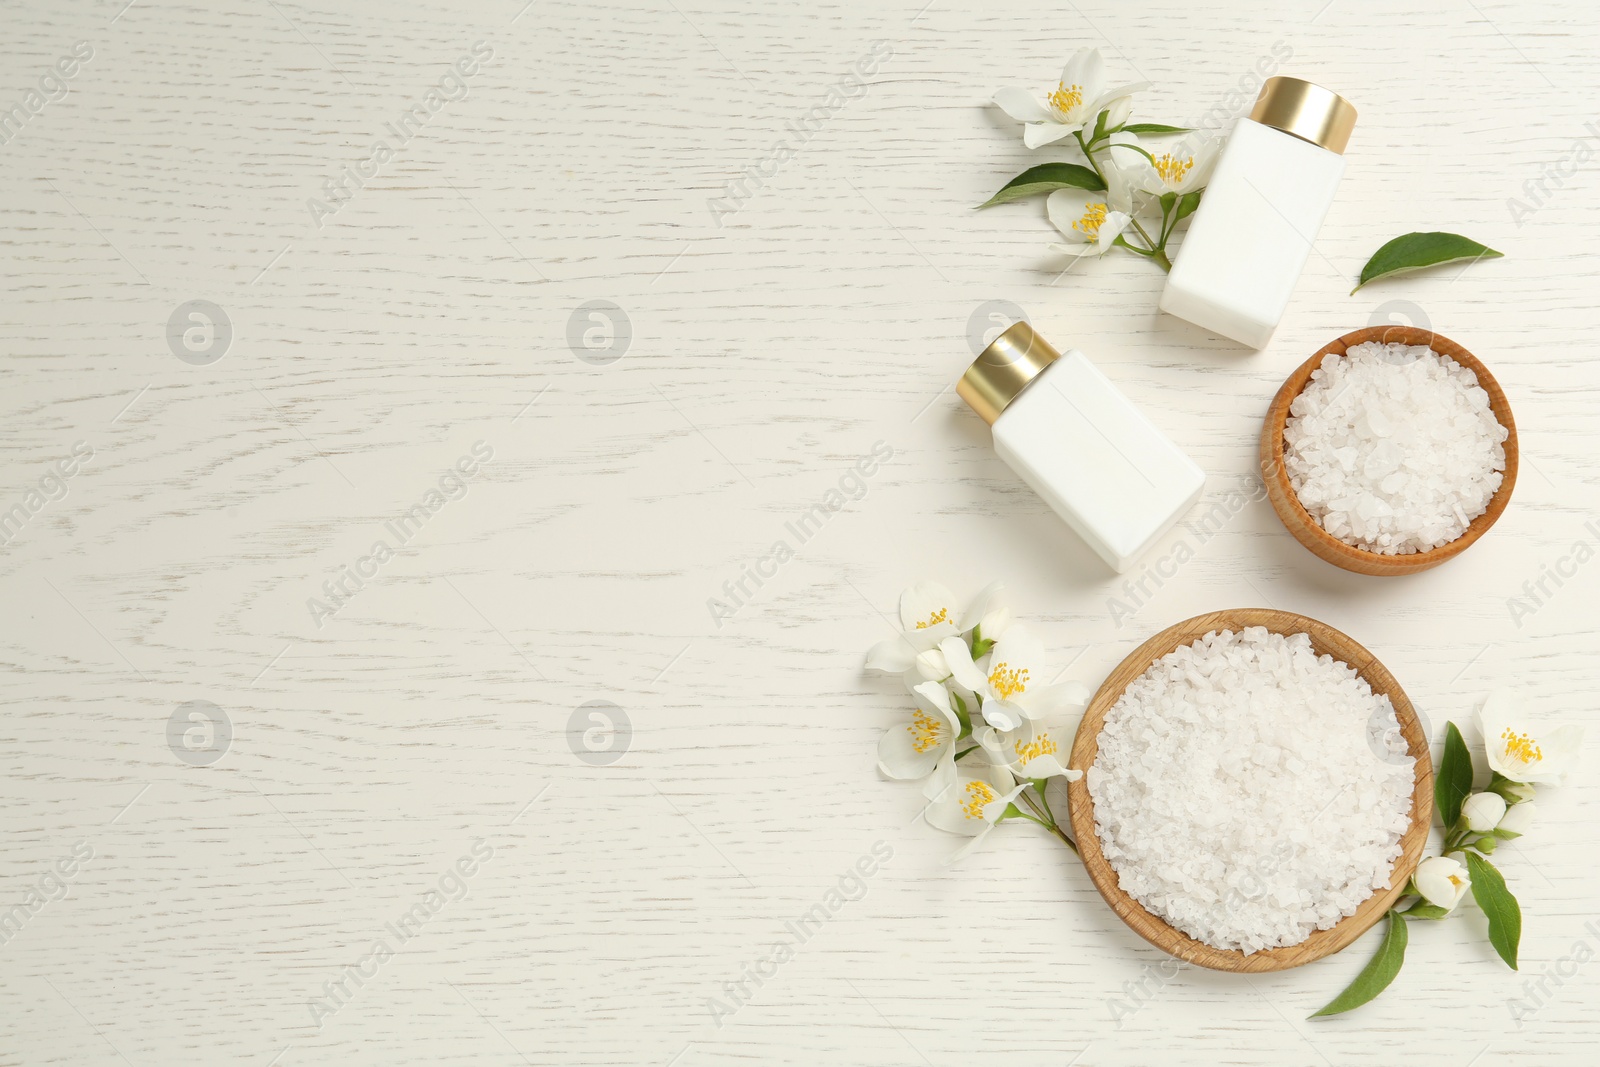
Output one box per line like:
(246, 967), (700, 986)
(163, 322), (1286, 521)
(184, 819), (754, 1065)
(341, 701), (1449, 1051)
(1282, 341), (1507, 555)
(1086, 627), (1414, 954)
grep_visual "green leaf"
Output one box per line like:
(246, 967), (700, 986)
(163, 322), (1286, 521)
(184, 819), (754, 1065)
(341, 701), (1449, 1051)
(953, 745), (978, 762)
(1465, 852), (1522, 970)
(1435, 721), (1474, 829)
(1311, 909), (1408, 1017)
(1352, 231), (1504, 293)
(976, 162), (1105, 208)
(1401, 902), (1453, 920)
(1122, 123), (1191, 135)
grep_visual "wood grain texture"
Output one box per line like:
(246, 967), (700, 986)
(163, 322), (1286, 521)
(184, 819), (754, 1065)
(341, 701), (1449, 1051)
(1, 0), (1598, 1064)
(1066, 608), (1433, 973)
(1261, 326), (1520, 575)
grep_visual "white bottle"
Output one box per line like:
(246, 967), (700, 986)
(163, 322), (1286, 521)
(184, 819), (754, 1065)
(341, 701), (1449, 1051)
(956, 322), (1205, 572)
(1160, 77), (1357, 349)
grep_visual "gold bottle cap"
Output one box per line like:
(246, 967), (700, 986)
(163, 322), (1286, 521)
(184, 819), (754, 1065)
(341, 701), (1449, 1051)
(957, 320), (1060, 426)
(1249, 76), (1357, 155)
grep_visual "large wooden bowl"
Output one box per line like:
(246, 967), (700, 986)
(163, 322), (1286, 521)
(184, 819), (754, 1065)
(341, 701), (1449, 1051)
(1066, 608), (1433, 973)
(1260, 326), (1518, 576)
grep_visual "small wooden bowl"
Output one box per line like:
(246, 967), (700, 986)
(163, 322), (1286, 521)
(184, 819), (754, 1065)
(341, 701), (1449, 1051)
(1066, 608), (1433, 973)
(1260, 326), (1518, 576)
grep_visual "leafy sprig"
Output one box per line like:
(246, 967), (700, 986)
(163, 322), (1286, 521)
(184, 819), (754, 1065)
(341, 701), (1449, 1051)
(1314, 717), (1527, 1017)
(978, 105), (1197, 271)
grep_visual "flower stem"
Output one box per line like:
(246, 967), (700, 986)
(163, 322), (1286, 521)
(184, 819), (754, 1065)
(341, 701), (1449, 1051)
(1045, 817), (1078, 854)
(1018, 788), (1077, 854)
(1075, 130), (1172, 272)
(1442, 819), (1475, 854)
(1073, 131), (1108, 187)
(1127, 217), (1172, 271)
(1033, 779), (1058, 826)
(1011, 810), (1052, 829)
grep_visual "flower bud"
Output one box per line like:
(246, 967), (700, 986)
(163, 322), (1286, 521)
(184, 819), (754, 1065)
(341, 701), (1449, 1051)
(914, 648), (950, 682)
(978, 607), (1011, 642)
(1496, 801), (1537, 837)
(1490, 777), (1536, 804)
(1102, 96), (1135, 129)
(1462, 791), (1507, 832)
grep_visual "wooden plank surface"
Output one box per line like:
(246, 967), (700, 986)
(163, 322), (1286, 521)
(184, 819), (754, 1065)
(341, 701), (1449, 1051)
(1, 0), (1596, 1064)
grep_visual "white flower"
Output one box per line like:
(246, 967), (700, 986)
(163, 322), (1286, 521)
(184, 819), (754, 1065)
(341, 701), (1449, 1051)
(877, 680), (962, 782)
(975, 707), (1086, 782)
(1496, 801), (1538, 837)
(1478, 690), (1584, 785)
(939, 625), (1088, 731)
(864, 581), (1006, 675)
(1414, 854), (1471, 911)
(864, 581), (959, 673)
(1046, 189), (1130, 258)
(923, 752), (1028, 861)
(992, 48), (1148, 149)
(1134, 138), (1220, 196)
(1462, 791), (1507, 832)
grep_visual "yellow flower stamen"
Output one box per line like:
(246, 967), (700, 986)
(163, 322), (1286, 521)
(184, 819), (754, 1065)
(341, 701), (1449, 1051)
(1500, 727), (1543, 767)
(1073, 202), (1109, 240)
(988, 661), (1029, 700)
(1048, 81), (1084, 116)
(1015, 733), (1057, 765)
(961, 780), (998, 821)
(907, 709), (945, 754)
(1153, 153), (1194, 187)
(914, 607), (950, 630)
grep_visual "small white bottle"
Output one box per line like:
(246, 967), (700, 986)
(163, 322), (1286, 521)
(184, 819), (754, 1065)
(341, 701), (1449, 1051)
(1160, 77), (1357, 349)
(957, 322), (1204, 572)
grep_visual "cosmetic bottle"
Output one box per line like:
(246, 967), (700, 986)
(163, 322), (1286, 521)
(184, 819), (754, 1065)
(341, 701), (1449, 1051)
(1159, 77), (1357, 349)
(956, 321), (1205, 572)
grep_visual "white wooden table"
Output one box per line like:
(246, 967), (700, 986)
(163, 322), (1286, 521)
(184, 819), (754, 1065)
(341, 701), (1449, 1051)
(2, 1), (1596, 1063)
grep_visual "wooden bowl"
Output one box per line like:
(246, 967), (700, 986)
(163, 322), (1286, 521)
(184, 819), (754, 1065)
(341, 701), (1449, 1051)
(1066, 608), (1433, 973)
(1260, 326), (1518, 576)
